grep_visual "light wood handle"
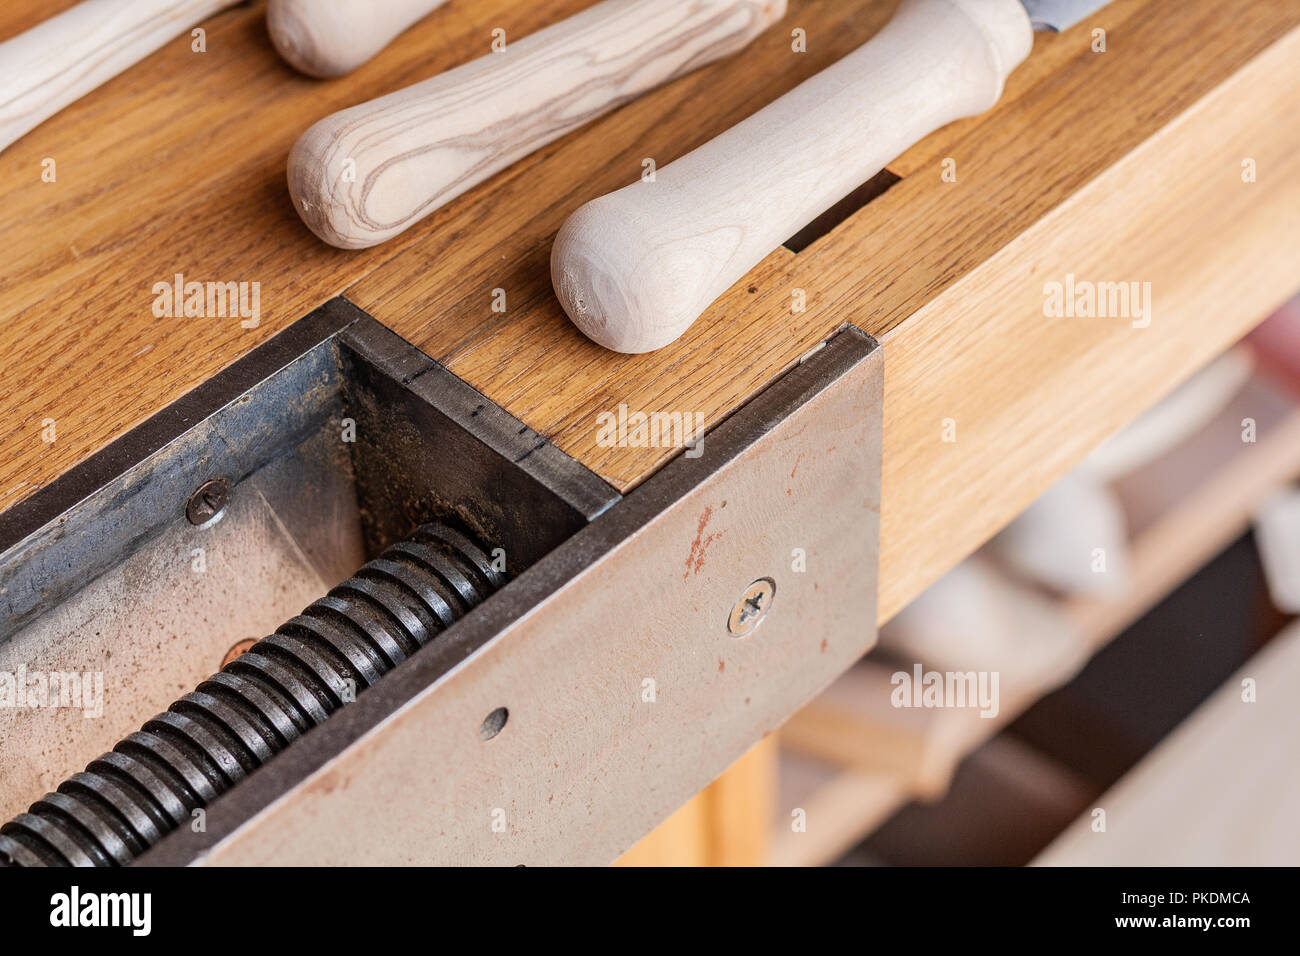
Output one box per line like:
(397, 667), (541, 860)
(267, 0), (448, 78)
(0, 0), (239, 155)
(552, 0), (1033, 353)
(287, 0), (786, 250)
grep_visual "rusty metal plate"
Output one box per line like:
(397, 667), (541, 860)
(145, 326), (882, 866)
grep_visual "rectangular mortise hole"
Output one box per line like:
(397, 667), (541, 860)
(782, 168), (902, 254)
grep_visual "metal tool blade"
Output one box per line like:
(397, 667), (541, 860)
(1022, 0), (1107, 32)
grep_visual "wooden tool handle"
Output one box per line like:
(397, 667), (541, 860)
(552, 0), (1033, 353)
(0, 0), (239, 155)
(267, 0), (448, 78)
(288, 0), (786, 250)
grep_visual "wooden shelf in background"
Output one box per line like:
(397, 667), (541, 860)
(1035, 618), (1300, 866)
(773, 385), (1300, 866)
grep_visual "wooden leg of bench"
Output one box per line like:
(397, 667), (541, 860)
(704, 735), (778, 866)
(616, 735), (778, 867)
(613, 790), (709, 866)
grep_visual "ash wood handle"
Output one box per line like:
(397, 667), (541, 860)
(267, 0), (449, 78)
(287, 0), (786, 250)
(0, 0), (240, 155)
(552, 0), (1034, 353)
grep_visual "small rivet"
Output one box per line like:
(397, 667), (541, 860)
(728, 578), (775, 637)
(187, 477), (230, 527)
(221, 638), (257, 669)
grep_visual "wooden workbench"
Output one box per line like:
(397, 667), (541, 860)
(2, 0), (1298, 864)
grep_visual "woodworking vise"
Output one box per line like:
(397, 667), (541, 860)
(0, 302), (882, 866)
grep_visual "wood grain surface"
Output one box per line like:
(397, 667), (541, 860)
(0, 0), (241, 154)
(1, 0), (1298, 627)
(552, 0), (1032, 352)
(288, 0), (785, 248)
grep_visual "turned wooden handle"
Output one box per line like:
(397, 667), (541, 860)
(552, 0), (1034, 353)
(267, 0), (448, 78)
(0, 0), (240, 155)
(288, 0), (786, 250)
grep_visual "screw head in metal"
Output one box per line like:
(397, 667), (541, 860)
(187, 477), (230, 528)
(728, 577), (775, 637)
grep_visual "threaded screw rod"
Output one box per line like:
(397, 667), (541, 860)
(0, 523), (503, 867)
